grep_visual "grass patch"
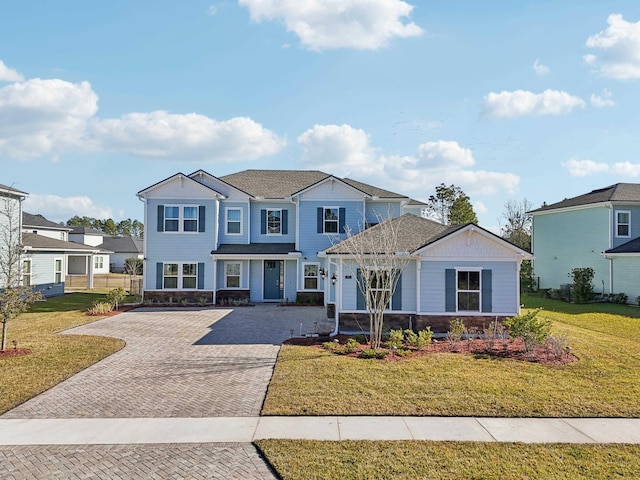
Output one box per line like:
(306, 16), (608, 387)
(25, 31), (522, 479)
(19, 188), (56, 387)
(263, 299), (640, 417)
(257, 440), (640, 480)
(0, 293), (125, 414)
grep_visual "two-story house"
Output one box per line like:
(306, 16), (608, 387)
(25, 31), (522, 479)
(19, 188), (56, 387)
(530, 183), (640, 302)
(139, 170), (531, 332)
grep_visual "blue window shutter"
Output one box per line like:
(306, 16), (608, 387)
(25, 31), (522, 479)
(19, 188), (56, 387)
(282, 210), (288, 234)
(356, 268), (365, 310)
(157, 205), (164, 232)
(445, 269), (456, 312)
(198, 206), (206, 232)
(261, 209), (267, 234)
(197, 262), (205, 289)
(482, 269), (492, 312)
(392, 272), (402, 310)
(317, 208), (323, 233)
(339, 208), (346, 233)
(156, 263), (163, 289)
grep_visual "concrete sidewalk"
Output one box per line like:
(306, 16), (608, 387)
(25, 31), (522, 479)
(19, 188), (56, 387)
(1, 416), (639, 445)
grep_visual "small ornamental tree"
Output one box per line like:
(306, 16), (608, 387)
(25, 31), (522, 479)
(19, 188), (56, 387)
(0, 194), (42, 351)
(334, 214), (414, 349)
(569, 267), (595, 304)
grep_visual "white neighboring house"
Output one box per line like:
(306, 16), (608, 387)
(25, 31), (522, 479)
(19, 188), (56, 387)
(69, 227), (143, 273)
(68, 227), (111, 274)
(22, 212), (104, 295)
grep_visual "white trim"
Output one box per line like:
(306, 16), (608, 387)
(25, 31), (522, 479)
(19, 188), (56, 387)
(266, 208), (283, 235)
(54, 257), (63, 284)
(224, 261), (242, 289)
(292, 175), (372, 199)
(615, 210), (631, 238)
(224, 207), (243, 236)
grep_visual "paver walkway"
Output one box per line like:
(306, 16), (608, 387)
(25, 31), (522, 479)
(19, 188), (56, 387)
(0, 305), (330, 479)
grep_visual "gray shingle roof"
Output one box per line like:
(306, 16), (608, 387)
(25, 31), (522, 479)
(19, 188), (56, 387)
(69, 226), (107, 236)
(22, 233), (107, 252)
(211, 243), (298, 255)
(605, 237), (640, 254)
(325, 213), (466, 255)
(23, 212), (69, 231)
(101, 236), (143, 254)
(219, 170), (330, 198)
(341, 178), (406, 199)
(530, 183), (640, 213)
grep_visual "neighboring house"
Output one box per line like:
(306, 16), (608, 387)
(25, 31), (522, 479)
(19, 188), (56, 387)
(138, 170), (531, 332)
(530, 183), (640, 303)
(101, 236), (143, 272)
(0, 184), (28, 290)
(68, 227), (110, 274)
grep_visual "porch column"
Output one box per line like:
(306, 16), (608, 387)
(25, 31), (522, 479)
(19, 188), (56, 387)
(87, 255), (94, 289)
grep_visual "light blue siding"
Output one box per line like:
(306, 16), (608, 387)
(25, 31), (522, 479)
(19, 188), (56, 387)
(610, 257), (640, 303)
(612, 206), (640, 249)
(339, 260), (416, 311)
(218, 202), (249, 244)
(533, 207), (610, 293)
(145, 198), (216, 290)
(30, 252), (65, 297)
(284, 260), (297, 302)
(249, 260), (263, 302)
(365, 202), (401, 225)
(420, 261), (519, 314)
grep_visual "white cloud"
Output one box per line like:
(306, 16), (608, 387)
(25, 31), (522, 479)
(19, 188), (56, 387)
(297, 124), (519, 202)
(532, 58), (550, 75)
(89, 111), (285, 162)
(590, 88), (616, 107)
(0, 60), (24, 82)
(0, 78), (98, 159)
(474, 200), (488, 215)
(0, 75), (284, 162)
(563, 158), (609, 177)
(23, 194), (113, 223)
(584, 14), (640, 80)
(611, 161), (640, 177)
(483, 89), (585, 118)
(238, 0), (423, 51)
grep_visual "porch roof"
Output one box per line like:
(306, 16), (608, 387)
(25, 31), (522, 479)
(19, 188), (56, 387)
(211, 243), (299, 256)
(22, 233), (109, 254)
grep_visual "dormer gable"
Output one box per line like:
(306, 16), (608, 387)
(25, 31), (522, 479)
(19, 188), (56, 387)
(294, 175), (371, 202)
(188, 169), (252, 201)
(137, 172), (226, 200)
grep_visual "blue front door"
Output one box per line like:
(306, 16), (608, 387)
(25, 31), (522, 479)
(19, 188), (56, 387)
(264, 260), (284, 300)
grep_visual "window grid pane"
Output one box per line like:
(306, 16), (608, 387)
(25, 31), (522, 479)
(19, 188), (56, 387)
(267, 210), (281, 234)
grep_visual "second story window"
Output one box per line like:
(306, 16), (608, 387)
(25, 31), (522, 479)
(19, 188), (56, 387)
(616, 211), (630, 237)
(159, 205), (204, 233)
(267, 209), (281, 234)
(226, 208), (242, 235)
(324, 207), (339, 233)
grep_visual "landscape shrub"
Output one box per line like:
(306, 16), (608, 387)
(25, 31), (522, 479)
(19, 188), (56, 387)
(405, 328), (433, 350)
(504, 309), (551, 353)
(106, 287), (127, 310)
(359, 348), (388, 359)
(87, 301), (114, 315)
(569, 267), (595, 303)
(447, 317), (466, 343)
(387, 329), (405, 349)
(545, 335), (569, 360)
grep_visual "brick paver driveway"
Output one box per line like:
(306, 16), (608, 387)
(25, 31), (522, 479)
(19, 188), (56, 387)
(3, 305), (328, 419)
(0, 305), (329, 480)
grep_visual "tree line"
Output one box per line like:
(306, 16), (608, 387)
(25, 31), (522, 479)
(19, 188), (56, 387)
(66, 216), (144, 238)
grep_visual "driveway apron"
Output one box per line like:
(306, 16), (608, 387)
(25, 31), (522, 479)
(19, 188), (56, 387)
(0, 305), (328, 479)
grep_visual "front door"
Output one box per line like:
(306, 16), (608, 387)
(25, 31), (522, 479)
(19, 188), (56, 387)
(264, 260), (284, 300)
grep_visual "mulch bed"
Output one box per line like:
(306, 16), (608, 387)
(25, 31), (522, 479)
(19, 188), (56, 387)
(284, 335), (578, 366)
(0, 348), (32, 359)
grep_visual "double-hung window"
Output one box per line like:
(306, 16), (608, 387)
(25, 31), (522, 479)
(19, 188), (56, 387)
(54, 258), (63, 284)
(226, 208), (242, 235)
(367, 270), (391, 310)
(22, 259), (32, 287)
(457, 270), (480, 311)
(303, 264), (319, 290)
(162, 205), (201, 233)
(94, 256), (103, 269)
(163, 262), (198, 289)
(225, 262), (241, 288)
(267, 209), (282, 235)
(616, 211), (630, 237)
(324, 207), (339, 233)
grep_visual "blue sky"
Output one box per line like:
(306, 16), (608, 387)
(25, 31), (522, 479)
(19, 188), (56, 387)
(2, 1), (640, 232)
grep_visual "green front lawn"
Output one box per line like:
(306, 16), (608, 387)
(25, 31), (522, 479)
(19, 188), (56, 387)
(262, 297), (640, 417)
(257, 440), (640, 480)
(0, 293), (125, 414)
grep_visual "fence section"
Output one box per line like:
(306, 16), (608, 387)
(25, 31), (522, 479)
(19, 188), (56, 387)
(65, 274), (143, 295)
